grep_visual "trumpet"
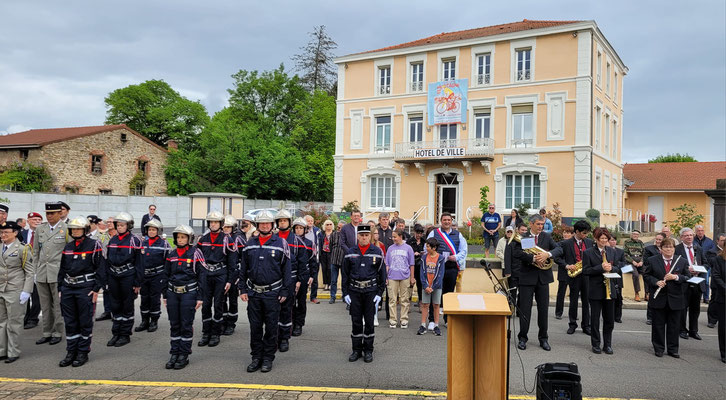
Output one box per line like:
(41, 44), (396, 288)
(510, 233), (555, 270)
(567, 260), (583, 278)
(603, 250), (611, 300)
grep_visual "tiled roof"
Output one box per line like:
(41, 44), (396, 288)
(0, 124), (167, 152)
(355, 19), (582, 55)
(623, 162), (726, 191)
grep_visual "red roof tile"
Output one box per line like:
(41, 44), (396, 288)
(0, 124), (167, 152)
(354, 19), (582, 55)
(623, 162), (726, 191)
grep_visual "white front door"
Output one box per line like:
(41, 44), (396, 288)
(647, 196), (664, 231)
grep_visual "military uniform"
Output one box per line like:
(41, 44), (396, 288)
(137, 234), (171, 332)
(0, 231), (35, 360)
(222, 231), (245, 335)
(276, 228), (307, 349)
(106, 231), (143, 345)
(32, 203), (71, 342)
(291, 233), (316, 336)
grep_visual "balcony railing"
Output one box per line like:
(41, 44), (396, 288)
(410, 81), (424, 92)
(516, 69), (531, 81)
(394, 138), (494, 161)
(377, 85), (391, 95)
(477, 73), (491, 85)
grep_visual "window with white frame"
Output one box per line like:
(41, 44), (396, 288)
(476, 53), (491, 85)
(377, 66), (391, 95)
(374, 115), (391, 153)
(596, 52), (602, 86)
(369, 175), (396, 209)
(595, 172), (602, 210)
(594, 106), (601, 149)
(511, 104), (533, 148)
(409, 115), (423, 145)
(133, 183), (145, 196)
(410, 62), (424, 92)
(515, 48), (531, 81)
(612, 177), (617, 215)
(505, 174), (540, 209)
(612, 120), (618, 159)
(474, 109), (491, 139)
(604, 114), (610, 154)
(606, 62), (611, 95)
(604, 175), (610, 213)
(439, 123), (457, 146)
(613, 72), (618, 101)
(442, 58), (456, 81)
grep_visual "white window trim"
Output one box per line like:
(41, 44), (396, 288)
(510, 38), (536, 83)
(437, 123), (458, 145)
(349, 108), (364, 150)
(613, 71), (619, 104)
(402, 104), (427, 144)
(368, 106), (395, 155)
(596, 50), (602, 88)
(594, 100), (603, 150)
(545, 91), (567, 141)
(468, 97), (496, 141)
(505, 94), (538, 148)
(406, 53), (427, 94)
(604, 171), (611, 213)
(470, 44), (495, 87)
(603, 109), (611, 157)
(605, 55), (612, 98)
(373, 57), (394, 97)
(437, 49), (459, 81)
(360, 168), (401, 212)
(494, 164), (548, 213)
(427, 166), (465, 225)
(611, 176), (618, 215)
(594, 168), (602, 210)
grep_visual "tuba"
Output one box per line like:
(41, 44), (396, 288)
(567, 260), (583, 278)
(510, 232), (555, 270)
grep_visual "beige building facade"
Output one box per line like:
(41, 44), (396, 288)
(333, 20), (627, 225)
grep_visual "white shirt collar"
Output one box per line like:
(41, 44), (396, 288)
(49, 220), (62, 231)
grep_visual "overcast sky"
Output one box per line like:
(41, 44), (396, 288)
(1, 0), (724, 163)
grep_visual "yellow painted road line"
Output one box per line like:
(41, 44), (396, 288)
(0, 377), (650, 399)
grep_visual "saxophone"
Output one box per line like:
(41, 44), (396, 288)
(510, 232), (555, 270)
(603, 250), (612, 300)
(567, 260), (583, 278)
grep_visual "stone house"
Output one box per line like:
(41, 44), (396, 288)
(0, 124), (168, 195)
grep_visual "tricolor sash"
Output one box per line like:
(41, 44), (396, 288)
(436, 228), (458, 255)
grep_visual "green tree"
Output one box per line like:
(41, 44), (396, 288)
(478, 186), (491, 215)
(164, 148), (213, 196)
(0, 162), (53, 192)
(668, 203), (704, 234)
(648, 153), (698, 163)
(292, 25), (338, 94)
(105, 79), (209, 147)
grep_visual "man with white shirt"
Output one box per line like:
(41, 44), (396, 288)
(23, 212), (43, 329)
(427, 213), (468, 325)
(675, 227), (706, 340)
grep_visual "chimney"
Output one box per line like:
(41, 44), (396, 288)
(167, 140), (178, 150)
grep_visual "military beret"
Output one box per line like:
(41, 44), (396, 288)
(27, 212), (43, 220)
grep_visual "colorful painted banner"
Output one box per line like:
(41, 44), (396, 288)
(427, 79), (468, 125)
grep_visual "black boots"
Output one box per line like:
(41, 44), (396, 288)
(279, 339), (289, 352)
(148, 320), (158, 333)
(59, 352), (75, 367)
(208, 335), (220, 347)
(165, 354), (179, 369)
(291, 325), (302, 336)
(72, 352), (88, 367)
(114, 336), (130, 347)
(363, 351), (373, 363)
(247, 359), (262, 372)
(198, 334), (210, 347)
(134, 319), (149, 332)
(174, 354), (189, 370)
(106, 335), (119, 347)
(222, 325), (234, 336)
(260, 359), (272, 373)
(348, 351), (362, 362)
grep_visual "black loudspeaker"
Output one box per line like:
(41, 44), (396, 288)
(535, 362), (582, 400)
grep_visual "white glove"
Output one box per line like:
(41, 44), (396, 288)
(344, 295), (351, 305)
(373, 295), (381, 305)
(19, 291), (31, 305)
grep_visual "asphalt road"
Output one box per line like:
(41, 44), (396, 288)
(4, 297), (724, 399)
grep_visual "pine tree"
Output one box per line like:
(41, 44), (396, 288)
(292, 25), (338, 94)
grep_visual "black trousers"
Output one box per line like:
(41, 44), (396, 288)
(555, 280), (567, 317)
(714, 301), (725, 358)
(321, 252), (331, 285)
(518, 283), (549, 342)
(139, 273), (164, 323)
(24, 283), (40, 325)
(278, 287), (295, 341)
(508, 276), (520, 317)
(441, 267), (458, 323)
(102, 290), (111, 313)
(590, 298), (615, 348)
(248, 295), (281, 362)
(651, 305), (681, 354)
(108, 273), (135, 336)
(707, 299), (718, 325)
(223, 284), (239, 328)
(61, 285), (95, 354)
(681, 285), (702, 334)
(568, 276), (590, 330)
(310, 269), (319, 300)
(614, 285), (623, 321)
(166, 289), (197, 355)
(350, 290), (376, 352)
(293, 281), (309, 328)
(201, 273), (227, 336)
(414, 260), (423, 301)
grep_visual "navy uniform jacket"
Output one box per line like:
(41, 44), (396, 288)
(556, 237), (594, 282)
(106, 232), (143, 287)
(58, 237), (106, 293)
(710, 256), (725, 304)
(644, 255), (689, 310)
(238, 234), (292, 299)
(582, 246), (620, 300)
(141, 236), (171, 273)
(288, 234), (317, 286)
(675, 242), (707, 292)
(278, 231), (305, 285)
(196, 231), (238, 284)
(341, 244), (387, 297)
(164, 246), (205, 301)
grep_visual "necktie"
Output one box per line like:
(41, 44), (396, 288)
(601, 249), (606, 260)
(2, 245), (6, 254)
(535, 235), (538, 245)
(687, 246), (694, 264)
(665, 259), (671, 274)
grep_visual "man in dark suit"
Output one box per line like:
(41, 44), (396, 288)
(556, 220), (593, 335)
(554, 226), (573, 320)
(504, 223), (529, 316)
(706, 233), (725, 328)
(644, 238), (689, 358)
(583, 228), (619, 354)
(709, 247), (725, 363)
(642, 233), (665, 324)
(140, 204), (161, 237)
(609, 236), (626, 323)
(675, 227), (706, 340)
(511, 214), (563, 351)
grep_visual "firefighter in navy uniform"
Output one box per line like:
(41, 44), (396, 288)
(342, 225), (386, 363)
(164, 225), (205, 370)
(239, 210), (291, 373)
(135, 219), (171, 333)
(291, 217), (317, 337)
(196, 211), (237, 347)
(105, 212), (143, 348)
(222, 215), (243, 336)
(57, 217), (106, 368)
(273, 209), (302, 353)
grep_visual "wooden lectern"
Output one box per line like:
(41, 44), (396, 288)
(444, 292), (511, 400)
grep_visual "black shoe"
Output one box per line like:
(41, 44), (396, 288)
(604, 346), (613, 355)
(555, 314), (562, 320)
(646, 319), (652, 325)
(721, 356), (726, 364)
(72, 353), (88, 367)
(247, 359), (262, 372)
(23, 321), (38, 330)
(165, 355), (179, 369)
(174, 354), (189, 370)
(114, 336), (130, 347)
(36, 337), (51, 345)
(59, 352), (75, 367)
(329, 298), (335, 304)
(517, 340), (526, 350)
(0, 355), (6, 360)
(592, 346), (602, 354)
(583, 327), (592, 336)
(148, 320), (158, 333)
(5, 356), (18, 364)
(106, 335), (119, 347)
(655, 351), (664, 357)
(134, 320), (149, 332)
(208, 335), (220, 347)
(49, 337), (61, 345)
(417, 325), (426, 335)
(349, 351), (362, 362)
(363, 351), (373, 363)
(689, 332), (702, 340)
(615, 319), (622, 324)
(679, 332), (689, 340)
(539, 340), (551, 351)
(567, 326), (576, 335)
(346, 304), (350, 311)
(222, 326), (235, 336)
(707, 322), (716, 329)
(198, 335), (210, 347)
(279, 339), (289, 352)
(95, 312), (112, 321)
(292, 325), (302, 336)
(260, 359), (272, 372)
(667, 352), (680, 358)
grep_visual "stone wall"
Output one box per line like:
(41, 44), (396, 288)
(0, 148), (43, 166)
(40, 128), (168, 195)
